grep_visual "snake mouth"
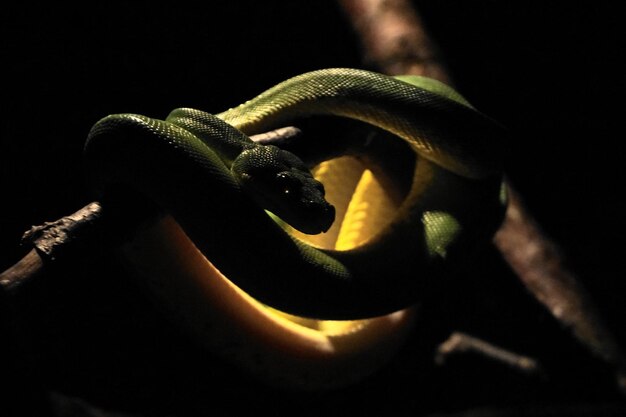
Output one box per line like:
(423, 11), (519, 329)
(260, 200), (335, 235)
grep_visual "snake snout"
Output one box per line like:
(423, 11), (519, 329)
(273, 174), (335, 235)
(290, 175), (335, 234)
(301, 200), (335, 234)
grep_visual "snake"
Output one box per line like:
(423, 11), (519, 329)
(84, 68), (507, 321)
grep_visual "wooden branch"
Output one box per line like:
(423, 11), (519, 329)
(495, 186), (626, 393)
(338, 0), (626, 395)
(436, 332), (543, 376)
(0, 201), (154, 300)
(0, 250), (45, 294)
(339, 0), (451, 82)
(1, 203), (104, 296)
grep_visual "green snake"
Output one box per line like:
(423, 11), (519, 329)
(84, 68), (507, 320)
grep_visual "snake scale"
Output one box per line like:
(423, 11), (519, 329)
(84, 68), (507, 320)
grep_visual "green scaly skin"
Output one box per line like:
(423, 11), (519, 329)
(84, 68), (507, 319)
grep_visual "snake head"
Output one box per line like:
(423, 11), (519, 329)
(232, 145), (335, 234)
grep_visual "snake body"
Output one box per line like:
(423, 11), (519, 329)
(85, 68), (507, 319)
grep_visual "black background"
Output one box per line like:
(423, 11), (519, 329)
(1, 1), (625, 416)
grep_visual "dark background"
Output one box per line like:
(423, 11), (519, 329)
(1, 1), (625, 416)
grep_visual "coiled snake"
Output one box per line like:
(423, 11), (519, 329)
(84, 68), (507, 386)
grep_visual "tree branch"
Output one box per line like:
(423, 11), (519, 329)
(436, 332), (543, 377)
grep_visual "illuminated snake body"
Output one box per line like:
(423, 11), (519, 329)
(84, 68), (506, 387)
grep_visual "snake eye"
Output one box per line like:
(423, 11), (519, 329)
(276, 172), (301, 198)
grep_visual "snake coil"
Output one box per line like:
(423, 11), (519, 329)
(85, 68), (507, 319)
